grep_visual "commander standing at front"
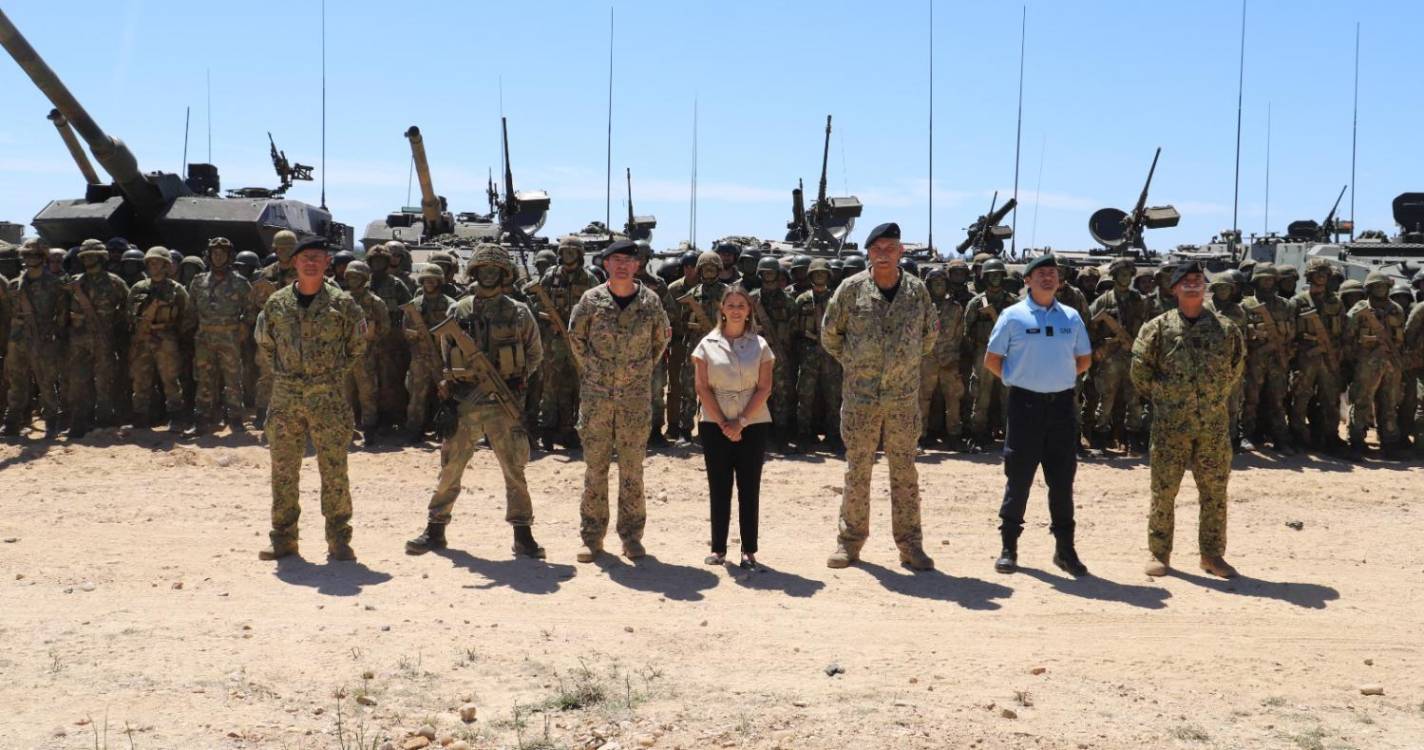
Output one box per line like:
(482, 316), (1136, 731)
(983, 253), (1092, 576)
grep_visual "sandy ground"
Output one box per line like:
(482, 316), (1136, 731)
(1, 428), (1421, 750)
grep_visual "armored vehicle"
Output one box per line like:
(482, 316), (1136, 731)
(1251, 191), (1424, 283)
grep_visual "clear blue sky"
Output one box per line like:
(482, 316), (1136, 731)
(1, 0), (1419, 254)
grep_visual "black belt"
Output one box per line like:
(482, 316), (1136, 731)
(1008, 386), (1075, 402)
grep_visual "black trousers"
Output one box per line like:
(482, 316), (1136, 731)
(699, 421), (768, 555)
(999, 386), (1078, 543)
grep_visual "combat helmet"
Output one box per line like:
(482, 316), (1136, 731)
(899, 257), (919, 276)
(696, 251), (723, 273)
(534, 248), (558, 267)
(1305, 257), (1333, 278)
(344, 260), (371, 282)
(19, 238), (49, 260)
(272, 230), (299, 263)
(1251, 263), (1278, 282)
(808, 257), (831, 277)
(234, 251), (259, 275)
(981, 258), (1007, 278)
(143, 246), (172, 265)
(466, 243), (515, 284)
(1209, 271), (1235, 293)
(756, 255), (782, 275)
(843, 254), (867, 274)
(1364, 271), (1392, 292)
(205, 237), (234, 267)
(1389, 281), (1412, 305)
(790, 254), (812, 272)
(679, 250), (699, 268)
(78, 238), (108, 261)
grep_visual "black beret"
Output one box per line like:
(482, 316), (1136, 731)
(1169, 260), (1205, 289)
(599, 239), (639, 260)
(864, 222), (901, 248)
(1024, 253), (1059, 275)
(294, 237), (330, 254)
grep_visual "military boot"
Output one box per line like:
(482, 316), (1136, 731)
(43, 419), (62, 441)
(622, 538), (646, 560)
(647, 428), (669, 448)
(361, 424), (380, 448)
(576, 541), (603, 563)
(182, 418), (214, 438)
(327, 541), (357, 562)
(540, 431), (555, 452)
(227, 416), (249, 434)
(165, 411), (187, 433)
(1, 419), (21, 438)
(405, 522), (447, 555)
(1383, 440), (1410, 461)
(1144, 552), (1170, 577)
(1199, 555), (1237, 578)
(994, 538), (1018, 574)
(512, 525), (546, 559)
(258, 540), (299, 561)
(1345, 437), (1366, 463)
(1088, 430), (1111, 458)
(1052, 533), (1089, 577)
(826, 542), (859, 569)
(1122, 430), (1144, 456)
(826, 435), (846, 454)
(899, 545), (935, 572)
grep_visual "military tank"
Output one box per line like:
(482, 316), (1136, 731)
(1250, 191), (1424, 283)
(0, 8), (352, 256)
(758, 115), (863, 258)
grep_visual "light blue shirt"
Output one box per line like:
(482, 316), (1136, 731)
(986, 294), (1091, 393)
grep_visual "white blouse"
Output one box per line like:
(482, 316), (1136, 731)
(690, 327), (775, 425)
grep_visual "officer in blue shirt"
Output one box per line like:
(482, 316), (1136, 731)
(984, 253), (1093, 576)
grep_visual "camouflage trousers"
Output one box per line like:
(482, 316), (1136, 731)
(377, 329), (410, 426)
(666, 339), (690, 433)
(768, 345), (797, 434)
(1348, 355), (1401, 443)
(969, 356), (1007, 438)
(539, 343), (580, 435)
(1396, 367), (1418, 443)
(130, 332), (184, 417)
(346, 350), (380, 430)
(837, 399), (923, 552)
(678, 340), (704, 433)
(797, 346), (842, 438)
(1242, 352), (1291, 441)
(650, 355), (666, 434)
(405, 347), (438, 434)
(919, 360), (964, 438)
(1288, 357), (1341, 442)
(1147, 414), (1231, 559)
(266, 381), (354, 547)
(66, 332), (118, 430)
(4, 339), (61, 426)
(523, 366), (543, 440)
(1091, 353), (1143, 434)
(578, 396), (651, 546)
(193, 328), (245, 420)
(427, 399), (533, 526)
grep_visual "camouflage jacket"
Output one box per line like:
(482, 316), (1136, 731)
(536, 265), (597, 338)
(1343, 298), (1406, 366)
(1404, 303), (1424, 371)
(750, 286), (796, 357)
(568, 281), (671, 401)
(1205, 297), (1248, 330)
(8, 271), (69, 343)
(964, 289), (1015, 351)
(1087, 287), (1148, 359)
(794, 287), (834, 349)
(349, 287), (390, 352)
(67, 269), (129, 338)
(255, 280), (367, 388)
(674, 280), (726, 340)
(250, 264), (295, 310)
(1130, 308), (1245, 428)
(369, 274), (414, 326)
(402, 292), (456, 353)
(1055, 284), (1090, 322)
(127, 278), (191, 341)
(443, 293), (543, 402)
(1287, 290), (1345, 360)
(1242, 293), (1295, 361)
(925, 295), (967, 367)
(189, 270), (254, 330)
(822, 270), (938, 406)
(1148, 290), (1178, 319)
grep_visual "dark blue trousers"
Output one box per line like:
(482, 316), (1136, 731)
(999, 386), (1078, 543)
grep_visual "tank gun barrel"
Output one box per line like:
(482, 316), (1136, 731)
(46, 108), (100, 184)
(0, 8), (163, 218)
(501, 116), (516, 213)
(814, 115), (832, 222)
(403, 126), (443, 229)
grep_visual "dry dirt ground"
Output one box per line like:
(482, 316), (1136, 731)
(1, 428), (1421, 750)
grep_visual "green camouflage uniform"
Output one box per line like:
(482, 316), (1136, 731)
(426, 291), (542, 525)
(1343, 294), (1406, 446)
(65, 251), (129, 432)
(1206, 284), (1249, 445)
(1404, 303), (1424, 449)
(128, 275), (191, 421)
(256, 280), (366, 549)
(1286, 282), (1345, 445)
(188, 268), (254, 423)
(964, 287), (1014, 440)
(1087, 283), (1149, 441)
(751, 284), (798, 438)
(345, 273), (389, 433)
(568, 281), (670, 547)
(4, 265), (68, 432)
(1241, 273), (1295, 445)
(919, 287), (966, 440)
(795, 281), (842, 441)
(637, 269), (671, 437)
(249, 263), (297, 419)
(821, 269), (938, 554)
(402, 288), (456, 436)
(675, 278), (726, 433)
(535, 262), (596, 439)
(368, 262), (414, 425)
(663, 275), (692, 434)
(1130, 308), (1245, 559)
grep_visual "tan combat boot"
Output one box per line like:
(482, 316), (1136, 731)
(622, 539), (646, 560)
(576, 542), (603, 563)
(327, 541), (357, 562)
(826, 543), (859, 569)
(1144, 553), (1170, 577)
(899, 545), (936, 572)
(1199, 555), (1238, 579)
(258, 541), (299, 561)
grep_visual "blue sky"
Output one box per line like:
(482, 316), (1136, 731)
(1, 0), (1419, 254)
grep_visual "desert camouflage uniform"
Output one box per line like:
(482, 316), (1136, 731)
(663, 275), (692, 435)
(189, 265), (254, 424)
(1404, 303), (1424, 450)
(402, 286), (456, 437)
(256, 279), (366, 550)
(1206, 279), (1249, 445)
(795, 277), (842, 442)
(919, 280), (966, 441)
(366, 247), (414, 426)
(65, 243), (129, 433)
(964, 286), (1015, 441)
(675, 273), (726, 435)
(128, 267), (191, 423)
(344, 266), (389, 435)
(1241, 268), (1295, 446)
(637, 266), (671, 438)
(1131, 307), (1245, 559)
(821, 269), (938, 555)
(3, 253), (67, 433)
(568, 281), (670, 548)
(751, 282), (798, 439)
(1087, 277), (1149, 445)
(249, 262), (297, 420)
(1343, 290), (1406, 448)
(1286, 276), (1345, 447)
(535, 261), (596, 440)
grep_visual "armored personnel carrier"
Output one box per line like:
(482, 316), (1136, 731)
(1251, 191), (1424, 283)
(0, 221), (22, 245)
(0, 8), (352, 255)
(766, 115), (863, 258)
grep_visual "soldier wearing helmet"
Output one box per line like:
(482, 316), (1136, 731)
(104, 237), (131, 275)
(670, 252), (728, 444)
(714, 241), (742, 286)
(248, 230), (301, 428)
(46, 247), (66, 277)
(384, 240), (415, 288)
(1389, 281), (1418, 445)
(339, 260), (389, 445)
(183, 237), (255, 436)
(178, 255), (206, 287)
(62, 239), (130, 439)
(254, 237), (367, 562)
(749, 254), (797, 446)
(964, 257), (1015, 450)
(1205, 270), (1250, 452)
(919, 267), (968, 450)
(1149, 264), (1179, 316)
(400, 264), (456, 443)
(405, 243), (546, 560)
(788, 254), (813, 295)
(1283, 258), (1347, 453)
(233, 251), (260, 280)
(530, 237), (597, 450)
(1083, 258), (1150, 454)
(126, 246), (192, 432)
(1277, 265), (1301, 299)
(533, 248), (558, 280)
(331, 250), (355, 291)
(737, 247), (763, 292)
(427, 251), (464, 299)
(1342, 271), (1408, 460)
(662, 249), (702, 440)
(2, 240), (69, 438)
(630, 242), (673, 446)
(1240, 263), (1296, 454)
(1074, 264), (1101, 306)
(944, 258), (972, 305)
(1405, 283), (1424, 455)
(792, 257), (843, 451)
(361, 243), (415, 431)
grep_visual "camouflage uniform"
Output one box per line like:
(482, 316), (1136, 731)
(636, 253), (671, 441)
(535, 246), (596, 444)
(1405, 302), (1424, 452)
(964, 262), (1015, 444)
(3, 241), (68, 436)
(663, 267), (695, 437)
(794, 260), (842, 445)
(821, 266), (938, 566)
(750, 257), (798, 441)
(1240, 265), (1295, 447)
(402, 266), (456, 440)
(1343, 273), (1407, 455)
(568, 280), (670, 551)
(65, 240), (129, 435)
(1086, 261), (1150, 449)
(256, 278), (366, 555)
(425, 247), (543, 531)
(343, 261), (389, 437)
(674, 254), (727, 437)
(128, 248), (192, 426)
(1286, 260), (1346, 449)
(1205, 272), (1249, 448)
(919, 270), (966, 443)
(365, 244), (415, 427)
(1131, 306), (1246, 562)
(188, 239), (254, 428)
(249, 232), (299, 425)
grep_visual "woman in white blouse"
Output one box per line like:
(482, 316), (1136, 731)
(691, 285), (774, 570)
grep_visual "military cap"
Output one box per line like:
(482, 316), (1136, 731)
(864, 222), (901, 249)
(1024, 253), (1058, 275)
(344, 260), (371, 278)
(294, 237), (330, 255)
(143, 246), (172, 263)
(600, 238), (640, 261)
(695, 251), (723, 272)
(1168, 260), (1205, 289)
(1364, 271), (1392, 290)
(78, 238), (108, 258)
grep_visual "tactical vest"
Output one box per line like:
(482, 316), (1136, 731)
(453, 295), (527, 383)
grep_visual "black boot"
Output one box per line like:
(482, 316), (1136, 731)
(994, 537), (1018, 574)
(405, 522), (447, 555)
(1053, 533), (1089, 577)
(512, 525), (546, 559)
(648, 428), (669, 448)
(1346, 437), (1366, 463)
(540, 431), (555, 452)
